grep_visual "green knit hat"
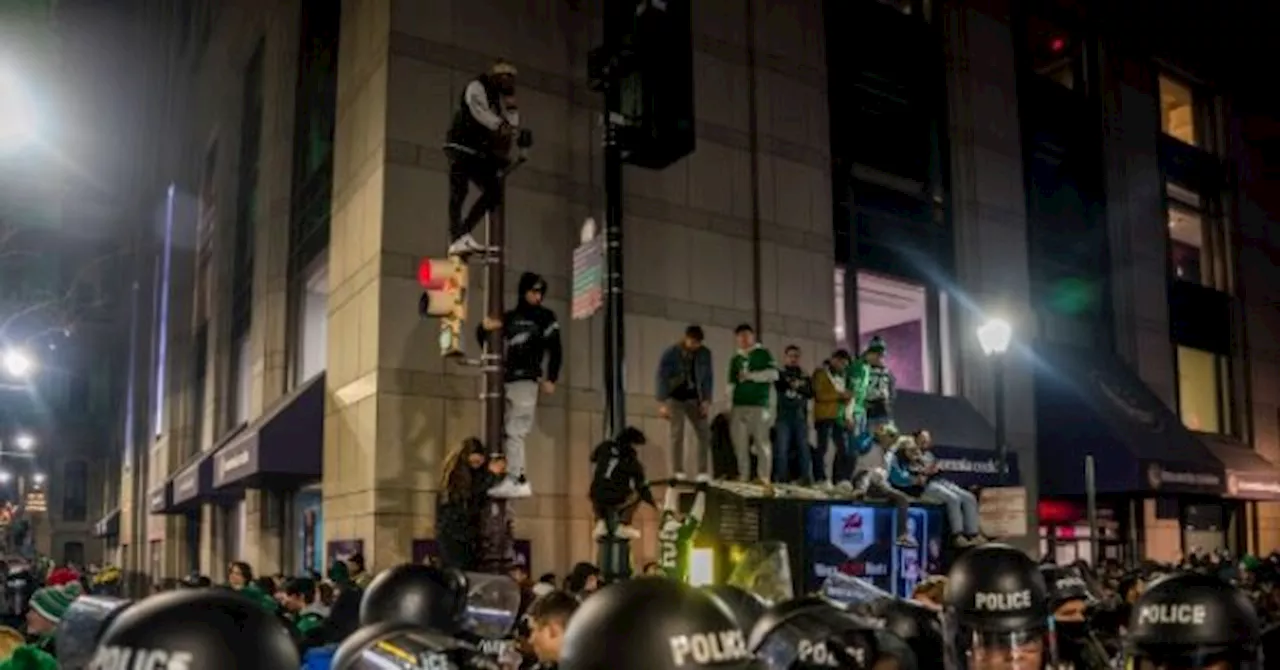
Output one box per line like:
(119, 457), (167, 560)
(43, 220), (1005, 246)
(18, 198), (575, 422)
(29, 582), (82, 623)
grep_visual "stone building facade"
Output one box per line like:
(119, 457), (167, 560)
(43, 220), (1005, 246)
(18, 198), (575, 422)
(111, 0), (1280, 581)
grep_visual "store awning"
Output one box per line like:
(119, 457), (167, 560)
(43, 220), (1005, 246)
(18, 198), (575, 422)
(214, 373), (324, 490)
(893, 391), (1018, 487)
(1207, 441), (1280, 500)
(94, 508), (120, 538)
(155, 425), (249, 514)
(148, 485), (171, 514)
(1034, 344), (1224, 496)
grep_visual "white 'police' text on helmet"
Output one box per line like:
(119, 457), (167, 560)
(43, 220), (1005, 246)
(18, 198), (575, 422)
(1126, 572), (1263, 670)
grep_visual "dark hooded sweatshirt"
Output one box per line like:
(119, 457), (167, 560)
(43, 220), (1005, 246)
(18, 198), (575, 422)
(479, 272), (563, 383)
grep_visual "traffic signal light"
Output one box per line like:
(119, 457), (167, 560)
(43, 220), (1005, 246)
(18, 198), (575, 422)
(594, 0), (694, 170)
(417, 257), (468, 358)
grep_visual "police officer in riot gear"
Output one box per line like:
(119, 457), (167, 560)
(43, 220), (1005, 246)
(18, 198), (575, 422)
(89, 588), (299, 670)
(560, 578), (761, 670)
(360, 563), (470, 632)
(1038, 565), (1109, 670)
(1126, 572), (1264, 670)
(333, 622), (501, 670)
(879, 599), (945, 670)
(943, 544), (1052, 670)
(749, 595), (918, 670)
(343, 563), (512, 670)
(704, 584), (767, 635)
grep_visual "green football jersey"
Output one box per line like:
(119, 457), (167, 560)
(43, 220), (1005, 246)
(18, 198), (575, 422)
(657, 509), (700, 582)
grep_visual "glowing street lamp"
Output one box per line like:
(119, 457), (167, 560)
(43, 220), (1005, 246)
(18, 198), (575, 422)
(31, 473), (44, 486)
(2, 348), (34, 378)
(0, 66), (38, 149)
(13, 434), (34, 451)
(976, 318), (1013, 356)
(976, 317), (1014, 481)
(0, 471), (12, 485)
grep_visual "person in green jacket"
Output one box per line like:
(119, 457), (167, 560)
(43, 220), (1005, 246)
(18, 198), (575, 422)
(281, 577), (328, 647)
(727, 324), (778, 484)
(656, 480), (708, 583)
(0, 582), (82, 670)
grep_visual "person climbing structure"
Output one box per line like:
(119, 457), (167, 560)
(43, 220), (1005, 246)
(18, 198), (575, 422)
(657, 478), (708, 583)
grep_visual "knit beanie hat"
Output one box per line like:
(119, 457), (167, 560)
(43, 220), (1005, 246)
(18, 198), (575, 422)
(29, 582), (82, 623)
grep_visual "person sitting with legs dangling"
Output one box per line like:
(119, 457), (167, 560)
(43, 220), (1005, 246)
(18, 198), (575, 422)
(885, 426), (984, 547)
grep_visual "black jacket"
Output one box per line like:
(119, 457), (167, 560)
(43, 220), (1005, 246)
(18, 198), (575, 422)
(479, 272), (562, 383)
(435, 467), (499, 571)
(447, 73), (510, 156)
(589, 434), (655, 507)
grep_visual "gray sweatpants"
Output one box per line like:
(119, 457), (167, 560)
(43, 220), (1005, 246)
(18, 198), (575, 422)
(503, 380), (539, 479)
(667, 399), (710, 476)
(730, 405), (773, 482)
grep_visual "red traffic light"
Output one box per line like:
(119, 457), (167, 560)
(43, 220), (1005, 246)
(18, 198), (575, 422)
(418, 257), (457, 291)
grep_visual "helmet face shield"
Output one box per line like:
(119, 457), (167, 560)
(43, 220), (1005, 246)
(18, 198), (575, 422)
(943, 611), (1047, 670)
(965, 631), (1045, 670)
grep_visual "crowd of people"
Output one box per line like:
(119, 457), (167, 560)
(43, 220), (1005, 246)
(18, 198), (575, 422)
(0, 542), (1270, 669)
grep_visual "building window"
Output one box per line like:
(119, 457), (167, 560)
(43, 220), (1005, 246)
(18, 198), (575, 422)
(230, 335), (251, 427)
(191, 325), (208, 455)
(853, 270), (946, 393)
(1167, 182), (1228, 291)
(1176, 345), (1231, 435)
(294, 259), (329, 384)
(1159, 74), (1197, 147)
(288, 2), (339, 279)
(62, 542), (85, 567)
(231, 41), (264, 344)
(62, 460), (88, 522)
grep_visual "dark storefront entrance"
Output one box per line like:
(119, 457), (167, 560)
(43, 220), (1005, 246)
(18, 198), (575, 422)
(213, 373), (324, 573)
(1033, 344), (1226, 563)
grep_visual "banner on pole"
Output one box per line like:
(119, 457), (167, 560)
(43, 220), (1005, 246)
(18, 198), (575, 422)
(572, 220), (605, 320)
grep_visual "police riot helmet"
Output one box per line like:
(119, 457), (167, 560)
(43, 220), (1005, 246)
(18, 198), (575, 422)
(943, 544), (1050, 670)
(560, 577), (760, 670)
(750, 596), (914, 670)
(1126, 572), (1263, 669)
(332, 620), (501, 670)
(361, 564), (470, 633)
(1038, 565), (1093, 613)
(880, 600), (944, 670)
(89, 588), (298, 670)
(704, 584), (768, 634)
(55, 595), (132, 670)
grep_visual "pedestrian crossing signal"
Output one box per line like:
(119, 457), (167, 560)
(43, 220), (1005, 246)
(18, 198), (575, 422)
(418, 257), (468, 357)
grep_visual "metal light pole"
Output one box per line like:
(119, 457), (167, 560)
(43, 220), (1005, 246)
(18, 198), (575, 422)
(977, 318), (1012, 481)
(602, 101), (626, 440)
(476, 138), (530, 575)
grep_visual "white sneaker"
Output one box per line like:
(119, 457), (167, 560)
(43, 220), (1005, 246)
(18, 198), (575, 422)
(615, 524), (642, 540)
(695, 473), (711, 483)
(488, 478), (533, 499)
(835, 480), (854, 492)
(673, 471), (687, 481)
(592, 520), (609, 539)
(447, 233), (489, 256)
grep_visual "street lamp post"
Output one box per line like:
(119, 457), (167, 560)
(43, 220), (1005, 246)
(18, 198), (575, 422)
(2, 349), (34, 379)
(976, 318), (1013, 480)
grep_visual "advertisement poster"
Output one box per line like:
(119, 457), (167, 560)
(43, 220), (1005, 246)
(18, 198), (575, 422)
(804, 504), (943, 597)
(327, 539), (364, 564)
(412, 538), (532, 571)
(296, 490), (323, 574)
